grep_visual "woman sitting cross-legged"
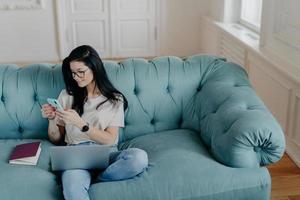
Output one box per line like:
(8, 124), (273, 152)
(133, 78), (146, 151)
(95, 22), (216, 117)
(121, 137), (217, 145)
(41, 45), (148, 200)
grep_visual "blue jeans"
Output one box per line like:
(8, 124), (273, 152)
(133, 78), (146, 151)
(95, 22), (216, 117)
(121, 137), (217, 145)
(61, 142), (148, 200)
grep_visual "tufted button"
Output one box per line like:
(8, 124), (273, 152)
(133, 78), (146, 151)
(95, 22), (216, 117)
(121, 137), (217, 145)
(150, 118), (155, 124)
(197, 87), (201, 92)
(223, 127), (230, 133)
(133, 87), (139, 95)
(18, 127), (24, 133)
(178, 117), (183, 125)
(166, 86), (170, 93)
(234, 84), (246, 87)
(247, 105), (256, 110)
(34, 94), (38, 101)
(1, 95), (4, 102)
(254, 147), (261, 152)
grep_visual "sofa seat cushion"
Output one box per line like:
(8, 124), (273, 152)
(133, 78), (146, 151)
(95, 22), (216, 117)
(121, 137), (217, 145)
(0, 164), (63, 200)
(89, 129), (271, 200)
(0, 139), (63, 200)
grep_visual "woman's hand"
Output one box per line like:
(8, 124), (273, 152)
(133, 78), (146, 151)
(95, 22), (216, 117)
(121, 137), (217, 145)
(41, 104), (56, 120)
(56, 109), (86, 129)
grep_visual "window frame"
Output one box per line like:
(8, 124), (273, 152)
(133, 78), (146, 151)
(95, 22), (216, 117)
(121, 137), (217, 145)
(239, 0), (263, 33)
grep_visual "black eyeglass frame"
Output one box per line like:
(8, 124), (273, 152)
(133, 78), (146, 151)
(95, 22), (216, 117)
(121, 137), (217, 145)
(71, 68), (89, 79)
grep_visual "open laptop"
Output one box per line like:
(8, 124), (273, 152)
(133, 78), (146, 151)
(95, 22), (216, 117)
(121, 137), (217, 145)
(50, 145), (115, 171)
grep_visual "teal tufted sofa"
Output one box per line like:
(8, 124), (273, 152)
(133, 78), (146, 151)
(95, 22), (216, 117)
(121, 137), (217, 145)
(0, 55), (285, 200)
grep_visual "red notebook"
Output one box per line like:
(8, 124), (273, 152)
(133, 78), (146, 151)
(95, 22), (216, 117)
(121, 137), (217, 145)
(9, 141), (41, 165)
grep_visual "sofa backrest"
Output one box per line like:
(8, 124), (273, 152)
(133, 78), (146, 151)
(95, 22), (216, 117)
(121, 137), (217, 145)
(0, 64), (65, 139)
(0, 55), (230, 142)
(104, 55), (227, 142)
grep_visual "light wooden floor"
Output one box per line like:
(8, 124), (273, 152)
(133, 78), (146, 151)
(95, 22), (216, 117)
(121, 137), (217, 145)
(268, 153), (300, 200)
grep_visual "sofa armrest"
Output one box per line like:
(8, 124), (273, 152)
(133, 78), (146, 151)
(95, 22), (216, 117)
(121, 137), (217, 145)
(210, 112), (285, 168)
(198, 61), (285, 168)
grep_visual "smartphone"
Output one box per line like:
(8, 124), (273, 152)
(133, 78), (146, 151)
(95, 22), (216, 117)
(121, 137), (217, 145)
(47, 98), (63, 111)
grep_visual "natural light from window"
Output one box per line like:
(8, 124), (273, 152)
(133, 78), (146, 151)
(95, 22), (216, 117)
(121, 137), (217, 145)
(240, 0), (262, 32)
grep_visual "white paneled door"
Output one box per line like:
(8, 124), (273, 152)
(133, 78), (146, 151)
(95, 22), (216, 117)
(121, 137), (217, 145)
(110, 0), (156, 57)
(57, 0), (157, 59)
(63, 0), (110, 58)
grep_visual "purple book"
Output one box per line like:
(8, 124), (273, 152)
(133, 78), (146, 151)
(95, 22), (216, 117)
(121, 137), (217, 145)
(9, 141), (41, 165)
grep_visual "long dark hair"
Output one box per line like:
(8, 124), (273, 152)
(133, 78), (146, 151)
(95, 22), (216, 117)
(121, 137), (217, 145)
(62, 45), (128, 116)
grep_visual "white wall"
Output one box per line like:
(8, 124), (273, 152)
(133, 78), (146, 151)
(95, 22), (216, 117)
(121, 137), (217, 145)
(199, 16), (219, 55)
(199, 0), (224, 55)
(208, 0), (241, 22)
(199, 0), (242, 55)
(159, 0), (209, 57)
(0, 0), (209, 63)
(0, 0), (60, 63)
(208, 0), (224, 21)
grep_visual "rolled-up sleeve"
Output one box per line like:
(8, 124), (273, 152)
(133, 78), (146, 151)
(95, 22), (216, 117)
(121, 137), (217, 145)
(108, 100), (125, 128)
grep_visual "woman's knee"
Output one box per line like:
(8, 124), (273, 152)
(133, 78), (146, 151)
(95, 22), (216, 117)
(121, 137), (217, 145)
(126, 148), (148, 172)
(98, 148), (148, 181)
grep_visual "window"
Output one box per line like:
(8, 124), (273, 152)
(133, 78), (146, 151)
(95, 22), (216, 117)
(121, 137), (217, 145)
(240, 0), (263, 32)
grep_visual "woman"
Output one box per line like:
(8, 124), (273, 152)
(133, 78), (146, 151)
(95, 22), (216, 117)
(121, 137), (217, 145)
(41, 45), (148, 200)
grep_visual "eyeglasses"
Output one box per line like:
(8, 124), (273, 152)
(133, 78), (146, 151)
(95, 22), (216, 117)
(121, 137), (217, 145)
(71, 68), (89, 79)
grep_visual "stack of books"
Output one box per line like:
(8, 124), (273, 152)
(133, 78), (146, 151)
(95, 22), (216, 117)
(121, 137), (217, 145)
(9, 141), (41, 165)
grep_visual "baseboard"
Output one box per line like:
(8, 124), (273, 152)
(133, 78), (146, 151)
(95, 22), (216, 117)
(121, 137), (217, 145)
(286, 137), (300, 168)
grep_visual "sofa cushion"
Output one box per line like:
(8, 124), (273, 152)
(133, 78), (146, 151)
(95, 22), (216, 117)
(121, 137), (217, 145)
(0, 164), (63, 200)
(88, 129), (271, 200)
(0, 139), (63, 200)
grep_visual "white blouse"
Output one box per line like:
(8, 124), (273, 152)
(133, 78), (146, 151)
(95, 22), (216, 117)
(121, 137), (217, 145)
(54, 89), (124, 145)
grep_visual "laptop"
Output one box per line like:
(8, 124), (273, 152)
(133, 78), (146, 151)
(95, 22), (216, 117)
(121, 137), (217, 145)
(50, 145), (115, 171)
